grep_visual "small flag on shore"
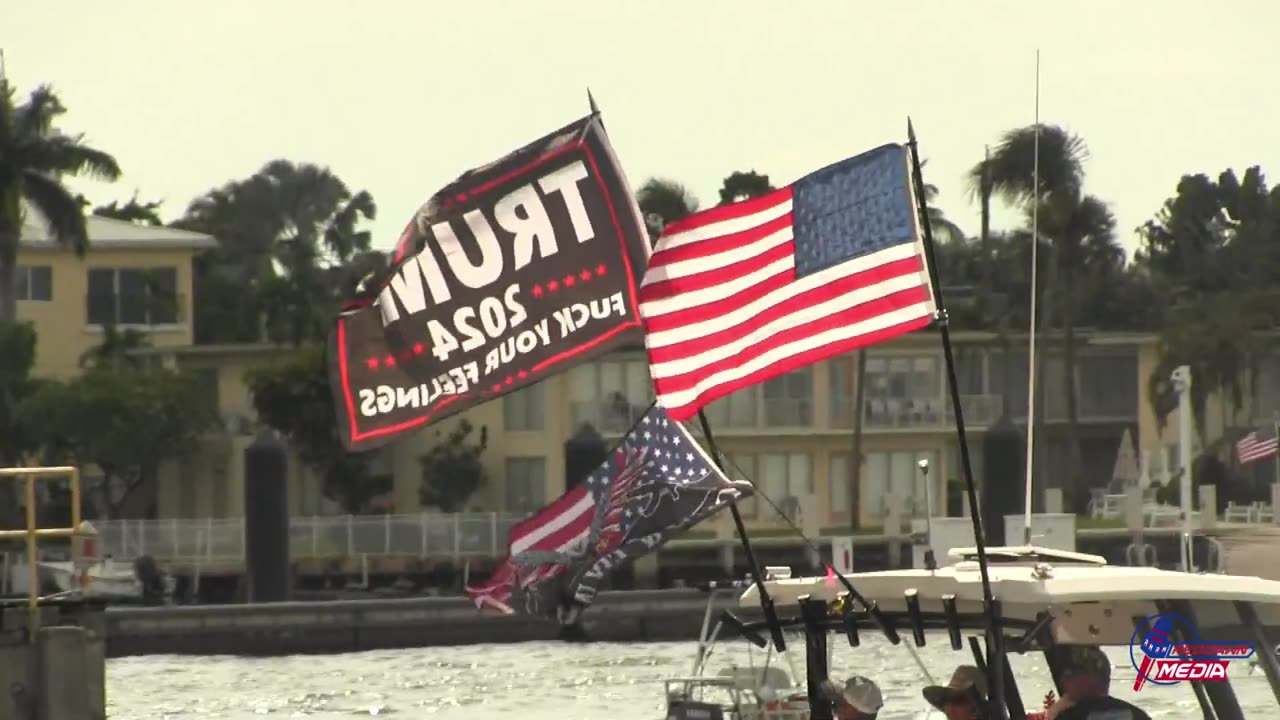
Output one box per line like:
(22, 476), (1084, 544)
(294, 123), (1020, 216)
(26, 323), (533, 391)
(638, 143), (936, 420)
(1236, 425), (1279, 465)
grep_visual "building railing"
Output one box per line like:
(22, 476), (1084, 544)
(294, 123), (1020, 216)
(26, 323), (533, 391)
(569, 400), (649, 434)
(830, 394), (1004, 430)
(88, 513), (526, 565)
(761, 398), (813, 427)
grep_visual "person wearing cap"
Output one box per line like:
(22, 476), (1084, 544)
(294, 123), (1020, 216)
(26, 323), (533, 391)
(1046, 645), (1151, 720)
(922, 665), (987, 720)
(820, 674), (883, 720)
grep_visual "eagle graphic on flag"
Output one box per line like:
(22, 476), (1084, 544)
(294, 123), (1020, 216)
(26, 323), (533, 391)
(466, 406), (751, 617)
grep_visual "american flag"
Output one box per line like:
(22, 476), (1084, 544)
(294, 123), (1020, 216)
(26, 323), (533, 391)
(1236, 425), (1279, 465)
(638, 143), (936, 420)
(466, 406), (750, 614)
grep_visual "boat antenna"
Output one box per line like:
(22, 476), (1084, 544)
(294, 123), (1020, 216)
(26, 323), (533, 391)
(1022, 49), (1042, 546)
(918, 458), (936, 569)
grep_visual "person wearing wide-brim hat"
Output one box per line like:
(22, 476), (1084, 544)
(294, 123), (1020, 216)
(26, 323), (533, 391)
(922, 665), (987, 719)
(820, 674), (883, 719)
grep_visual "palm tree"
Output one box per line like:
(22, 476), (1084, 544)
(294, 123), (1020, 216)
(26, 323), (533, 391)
(636, 178), (699, 239)
(178, 160), (377, 344)
(94, 193), (164, 226)
(717, 170), (774, 205)
(969, 124), (1100, 508)
(919, 159), (965, 244)
(0, 80), (122, 321)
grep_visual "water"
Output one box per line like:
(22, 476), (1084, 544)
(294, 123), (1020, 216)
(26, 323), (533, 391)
(105, 637), (1274, 719)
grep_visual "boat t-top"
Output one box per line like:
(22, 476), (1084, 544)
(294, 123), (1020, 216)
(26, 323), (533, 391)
(665, 545), (1280, 719)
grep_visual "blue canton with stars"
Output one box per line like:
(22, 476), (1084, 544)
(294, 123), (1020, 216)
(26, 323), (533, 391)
(584, 407), (724, 545)
(791, 143), (918, 279)
(570, 405), (753, 605)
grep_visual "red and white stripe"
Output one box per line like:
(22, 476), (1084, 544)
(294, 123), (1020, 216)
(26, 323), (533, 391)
(1237, 431), (1279, 465)
(465, 484), (595, 612)
(639, 189), (935, 420)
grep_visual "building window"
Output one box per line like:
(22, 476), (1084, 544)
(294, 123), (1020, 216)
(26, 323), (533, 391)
(15, 265), (53, 302)
(863, 449), (940, 520)
(503, 382), (545, 431)
(830, 452), (851, 522)
(505, 458), (547, 515)
(829, 356), (858, 427)
(568, 358), (652, 433)
(1076, 353), (1138, 419)
(702, 388), (758, 429)
(86, 267), (179, 326)
(762, 368), (813, 427)
(864, 355), (942, 427)
(758, 452), (812, 519)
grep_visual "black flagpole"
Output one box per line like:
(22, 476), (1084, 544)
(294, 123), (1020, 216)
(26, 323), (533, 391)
(906, 119), (1010, 720)
(695, 409), (787, 652)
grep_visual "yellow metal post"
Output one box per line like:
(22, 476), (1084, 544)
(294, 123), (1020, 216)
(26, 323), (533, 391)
(0, 465), (82, 643)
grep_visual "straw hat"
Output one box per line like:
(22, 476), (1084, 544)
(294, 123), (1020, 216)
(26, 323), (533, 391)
(922, 665), (988, 710)
(821, 675), (884, 714)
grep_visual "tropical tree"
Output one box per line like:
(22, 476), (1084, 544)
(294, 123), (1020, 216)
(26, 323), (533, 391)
(94, 193), (164, 226)
(636, 178), (699, 239)
(919, 159), (965, 245)
(418, 420), (488, 512)
(178, 160), (377, 344)
(1136, 167), (1280, 441)
(0, 80), (121, 321)
(718, 170), (774, 205)
(968, 124), (1117, 507)
(18, 366), (213, 518)
(245, 344), (391, 512)
(79, 324), (151, 372)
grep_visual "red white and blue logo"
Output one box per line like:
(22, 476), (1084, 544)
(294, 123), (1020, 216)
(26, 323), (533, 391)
(1129, 613), (1254, 691)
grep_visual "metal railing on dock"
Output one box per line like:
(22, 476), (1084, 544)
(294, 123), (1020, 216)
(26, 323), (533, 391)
(89, 512), (527, 565)
(0, 465), (92, 638)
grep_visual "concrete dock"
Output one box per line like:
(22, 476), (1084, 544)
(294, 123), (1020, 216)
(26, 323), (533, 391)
(103, 588), (740, 657)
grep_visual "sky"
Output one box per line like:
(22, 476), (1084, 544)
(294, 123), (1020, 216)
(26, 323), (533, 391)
(4, 1), (1277, 259)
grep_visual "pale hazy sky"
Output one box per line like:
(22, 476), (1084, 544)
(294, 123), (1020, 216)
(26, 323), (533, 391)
(5, 1), (1277, 258)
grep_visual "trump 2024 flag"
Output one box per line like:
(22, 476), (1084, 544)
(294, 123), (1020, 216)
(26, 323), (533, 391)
(639, 143), (937, 420)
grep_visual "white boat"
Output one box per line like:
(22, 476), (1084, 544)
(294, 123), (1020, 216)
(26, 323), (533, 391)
(663, 578), (811, 720)
(4, 554), (142, 601)
(721, 545), (1280, 719)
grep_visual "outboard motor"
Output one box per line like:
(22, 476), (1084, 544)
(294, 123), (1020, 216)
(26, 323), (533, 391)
(133, 555), (167, 605)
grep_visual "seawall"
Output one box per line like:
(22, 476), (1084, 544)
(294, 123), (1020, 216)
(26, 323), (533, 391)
(104, 589), (742, 657)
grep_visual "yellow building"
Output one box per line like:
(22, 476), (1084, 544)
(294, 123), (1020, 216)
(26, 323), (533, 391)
(150, 329), (1168, 531)
(17, 213), (1276, 532)
(14, 212), (215, 376)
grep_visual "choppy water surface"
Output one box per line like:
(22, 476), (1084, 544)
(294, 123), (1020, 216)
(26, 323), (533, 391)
(106, 637), (1274, 719)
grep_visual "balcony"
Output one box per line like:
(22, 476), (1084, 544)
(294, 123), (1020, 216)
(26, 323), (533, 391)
(761, 398), (812, 427)
(945, 394), (1005, 427)
(570, 398), (650, 434)
(86, 292), (184, 327)
(832, 394), (1004, 431)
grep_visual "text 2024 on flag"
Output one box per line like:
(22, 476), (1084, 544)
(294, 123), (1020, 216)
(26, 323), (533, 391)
(466, 406), (752, 616)
(328, 114), (652, 452)
(639, 143), (937, 420)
